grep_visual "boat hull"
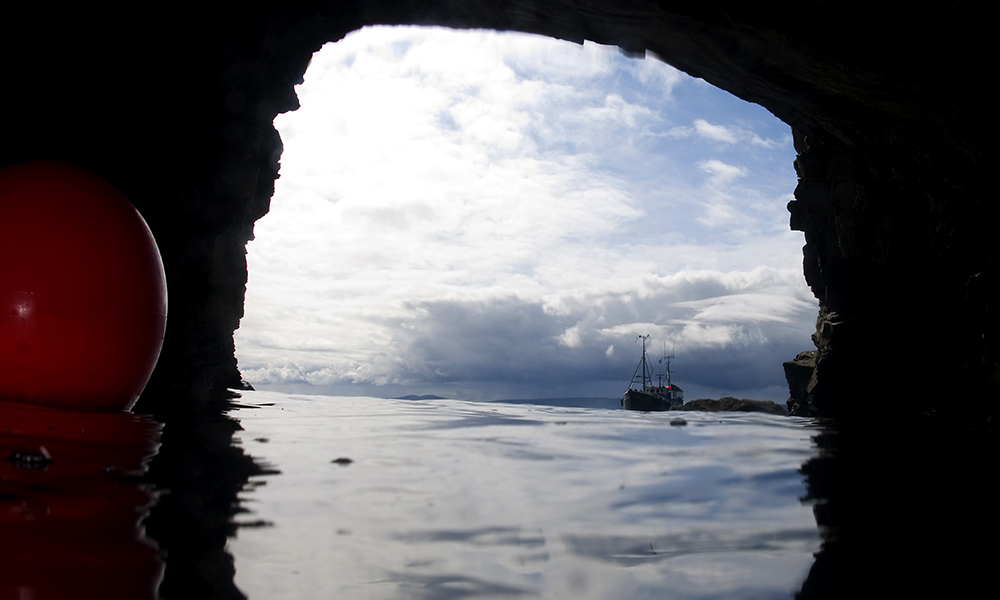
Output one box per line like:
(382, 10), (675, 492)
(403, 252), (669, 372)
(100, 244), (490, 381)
(622, 389), (679, 411)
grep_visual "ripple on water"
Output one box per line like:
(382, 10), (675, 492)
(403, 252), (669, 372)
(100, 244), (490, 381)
(229, 391), (821, 599)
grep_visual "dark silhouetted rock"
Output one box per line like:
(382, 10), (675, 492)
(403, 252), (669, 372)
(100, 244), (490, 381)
(2, 2), (994, 425)
(2, 4), (995, 598)
(784, 350), (818, 416)
(678, 397), (788, 415)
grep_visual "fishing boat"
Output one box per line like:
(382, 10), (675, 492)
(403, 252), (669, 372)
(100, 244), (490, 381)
(622, 335), (683, 411)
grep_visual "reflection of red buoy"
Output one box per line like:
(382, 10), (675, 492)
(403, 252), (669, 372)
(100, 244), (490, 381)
(0, 162), (167, 412)
(0, 399), (164, 599)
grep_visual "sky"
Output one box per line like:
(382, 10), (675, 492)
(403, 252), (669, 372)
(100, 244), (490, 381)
(233, 25), (818, 402)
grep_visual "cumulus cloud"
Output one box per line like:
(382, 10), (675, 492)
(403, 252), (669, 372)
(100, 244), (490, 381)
(694, 119), (739, 144)
(667, 119), (788, 149)
(235, 26), (812, 402)
(630, 50), (685, 96)
(698, 159), (748, 183)
(242, 266), (815, 400)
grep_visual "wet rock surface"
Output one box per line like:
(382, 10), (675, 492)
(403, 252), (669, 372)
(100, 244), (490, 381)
(784, 350), (818, 416)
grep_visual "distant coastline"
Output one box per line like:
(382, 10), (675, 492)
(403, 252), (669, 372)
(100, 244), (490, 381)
(392, 395), (620, 409)
(488, 397), (622, 409)
(391, 395), (788, 413)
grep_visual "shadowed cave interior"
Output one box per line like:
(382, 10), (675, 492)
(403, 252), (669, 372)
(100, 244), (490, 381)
(2, 2), (995, 598)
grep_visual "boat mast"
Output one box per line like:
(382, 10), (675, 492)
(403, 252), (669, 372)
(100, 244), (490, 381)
(637, 335), (650, 390)
(657, 342), (666, 387)
(665, 349), (675, 386)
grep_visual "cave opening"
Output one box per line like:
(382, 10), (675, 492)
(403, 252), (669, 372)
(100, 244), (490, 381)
(233, 25), (817, 404)
(2, 5), (994, 598)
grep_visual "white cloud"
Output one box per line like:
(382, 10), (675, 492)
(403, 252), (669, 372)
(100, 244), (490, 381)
(694, 119), (739, 144)
(235, 26), (812, 401)
(503, 36), (619, 81)
(667, 119), (789, 150)
(633, 50), (684, 96)
(698, 159), (748, 182)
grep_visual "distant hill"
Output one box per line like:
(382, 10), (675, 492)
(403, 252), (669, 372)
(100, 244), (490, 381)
(491, 397), (621, 409)
(394, 394), (448, 400)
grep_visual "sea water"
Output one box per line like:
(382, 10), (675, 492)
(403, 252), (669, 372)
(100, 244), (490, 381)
(227, 391), (822, 599)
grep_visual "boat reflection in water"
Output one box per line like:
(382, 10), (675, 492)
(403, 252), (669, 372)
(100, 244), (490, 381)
(0, 400), (163, 600)
(622, 335), (683, 412)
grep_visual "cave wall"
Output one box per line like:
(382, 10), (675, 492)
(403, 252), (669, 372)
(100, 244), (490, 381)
(2, 1), (994, 422)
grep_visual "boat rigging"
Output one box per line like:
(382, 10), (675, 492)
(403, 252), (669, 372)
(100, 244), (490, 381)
(622, 335), (684, 411)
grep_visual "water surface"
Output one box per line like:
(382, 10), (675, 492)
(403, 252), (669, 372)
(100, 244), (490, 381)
(229, 392), (821, 599)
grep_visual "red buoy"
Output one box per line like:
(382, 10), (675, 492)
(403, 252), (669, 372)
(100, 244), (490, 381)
(0, 161), (167, 411)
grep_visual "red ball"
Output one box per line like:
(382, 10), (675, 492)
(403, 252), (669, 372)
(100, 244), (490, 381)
(0, 161), (167, 411)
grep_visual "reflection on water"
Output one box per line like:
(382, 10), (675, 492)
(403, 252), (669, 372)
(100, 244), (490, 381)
(137, 391), (270, 600)
(0, 400), (162, 600)
(228, 392), (822, 599)
(8, 389), (983, 598)
(794, 418), (997, 599)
